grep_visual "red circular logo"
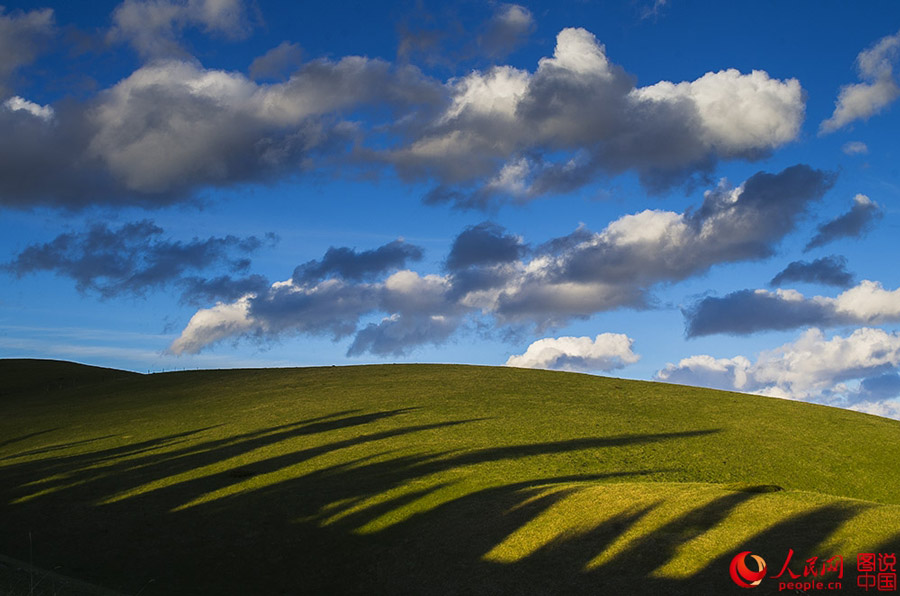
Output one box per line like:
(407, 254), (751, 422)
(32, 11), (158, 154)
(730, 551), (767, 588)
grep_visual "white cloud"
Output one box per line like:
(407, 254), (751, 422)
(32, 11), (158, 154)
(494, 4), (533, 30)
(656, 327), (900, 419)
(391, 27), (805, 205)
(853, 192), (875, 206)
(506, 333), (640, 372)
(842, 141), (869, 155)
(485, 157), (533, 197)
(820, 30), (900, 133)
(442, 65), (529, 122)
(821, 78), (899, 133)
(168, 295), (257, 355)
(538, 27), (616, 78)
(634, 68), (804, 155)
(849, 399), (900, 419)
(656, 354), (753, 392)
(3, 96), (53, 121)
(750, 328), (900, 399)
(833, 280), (900, 322)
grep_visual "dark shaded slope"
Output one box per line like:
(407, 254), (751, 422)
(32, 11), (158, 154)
(0, 359), (139, 400)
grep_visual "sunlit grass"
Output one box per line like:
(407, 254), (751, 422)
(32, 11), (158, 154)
(1, 360), (899, 595)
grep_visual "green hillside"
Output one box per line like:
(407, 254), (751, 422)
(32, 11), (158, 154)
(0, 360), (898, 595)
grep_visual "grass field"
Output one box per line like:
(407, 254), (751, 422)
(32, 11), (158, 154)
(0, 359), (898, 595)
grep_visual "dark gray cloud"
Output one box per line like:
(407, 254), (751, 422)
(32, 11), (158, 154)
(683, 280), (900, 337)
(395, 3), (532, 68)
(445, 222), (524, 271)
(770, 256), (854, 288)
(0, 56), (441, 209)
(4, 220), (274, 303)
(560, 165), (834, 286)
(173, 165), (838, 355)
(805, 194), (883, 251)
(684, 290), (834, 337)
(292, 240), (424, 284)
(248, 280), (381, 341)
(446, 265), (518, 301)
(108, 0), (253, 59)
(477, 4), (534, 59)
(249, 41), (304, 80)
(0, 102), (119, 209)
(2, 20), (806, 211)
(535, 224), (594, 255)
(235, 270), (460, 355)
(452, 166), (833, 324)
(347, 313), (461, 357)
(178, 274), (270, 305)
(0, 7), (55, 96)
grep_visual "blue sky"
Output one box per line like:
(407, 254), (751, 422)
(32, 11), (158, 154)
(2, 0), (900, 419)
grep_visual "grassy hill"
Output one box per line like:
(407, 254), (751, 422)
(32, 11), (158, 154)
(0, 359), (898, 595)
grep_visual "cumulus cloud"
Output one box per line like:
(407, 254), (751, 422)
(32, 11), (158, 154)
(805, 194), (883, 251)
(108, 0), (253, 58)
(821, 30), (900, 134)
(86, 59), (434, 195)
(684, 280), (900, 337)
(770, 256), (854, 288)
(849, 399), (900, 420)
(842, 141), (869, 155)
(171, 165), (834, 355)
(1, 21), (808, 210)
(0, 7), (55, 96)
(170, 269), (464, 356)
(0, 56), (440, 208)
(3, 220), (274, 304)
(506, 333), (640, 372)
(387, 28), (805, 206)
(656, 354), (754, 393)
(463, 165), (832, 326)
(478, 4), (535, 59)
(3, 96), (53, 121)
(657, 327), (900, 419)
(169, 295), (258, 355)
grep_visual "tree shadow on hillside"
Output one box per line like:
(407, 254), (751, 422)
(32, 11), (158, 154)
(0, 428), (60, 451)
(0, 409), (892, 595)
